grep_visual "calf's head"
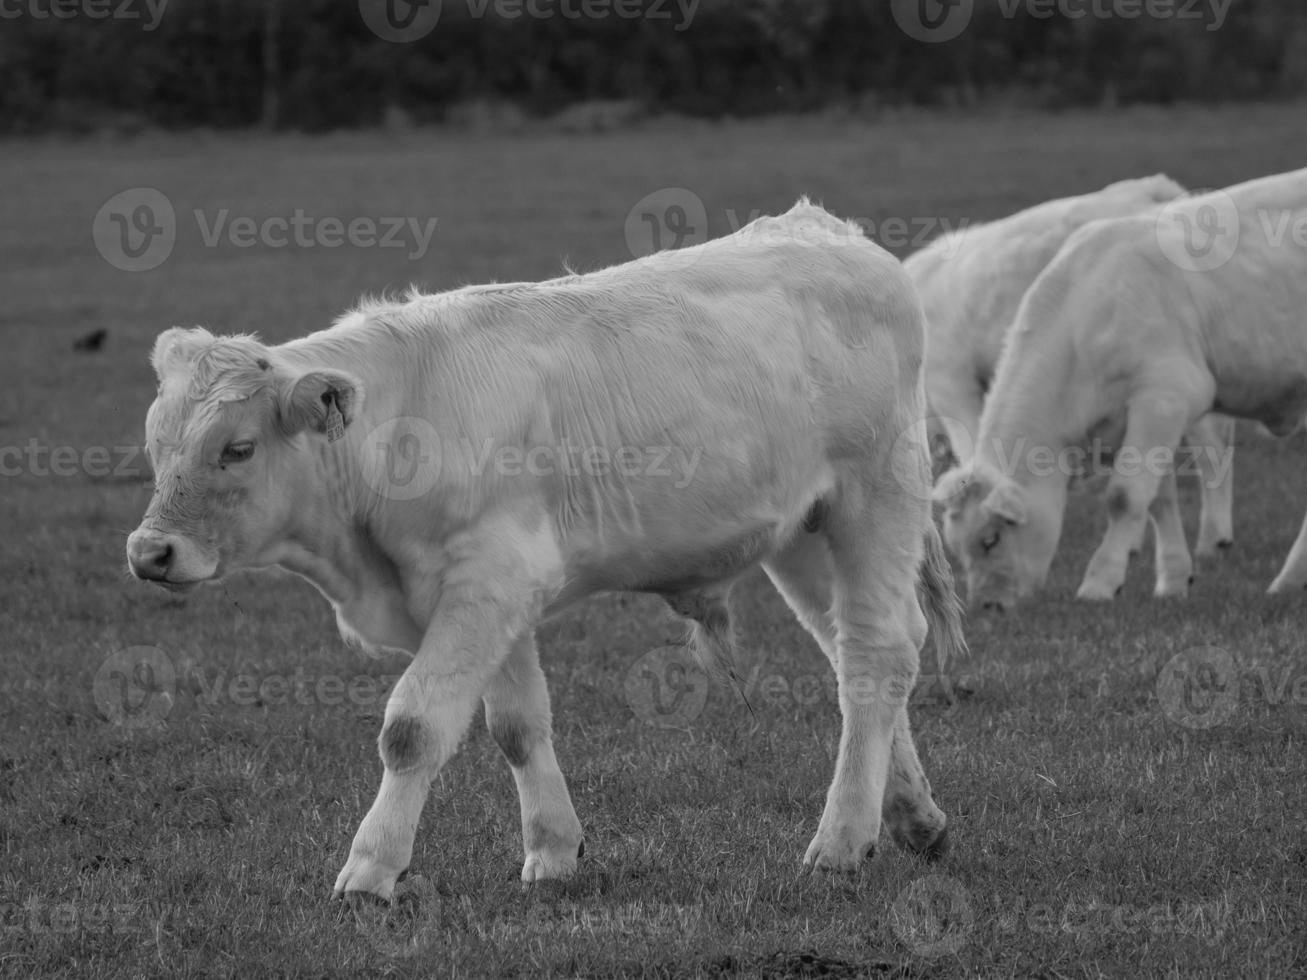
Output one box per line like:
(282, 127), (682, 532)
(126, 327), (362, 588)
(934, 463), (1066, 612)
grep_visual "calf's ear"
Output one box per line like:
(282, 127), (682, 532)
(980, 479), (1028, 526)
(279, 370), (364, 438)
(151, 326), (215, 380)
(932, 466), (982, 512)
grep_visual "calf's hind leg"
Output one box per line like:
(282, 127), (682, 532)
(770, 489), (943, 870)
(483, 632), (584, 882)
(764, 532), (947, 862)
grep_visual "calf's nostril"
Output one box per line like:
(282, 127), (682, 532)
(152, 543), (174, 571)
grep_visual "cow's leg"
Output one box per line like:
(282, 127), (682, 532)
(797, 484), (939, 871)
(1128, 513), (1150, 556)
(1077, 391), (1195, 601)
(1189, 414), (1236, 556)
(765, 532), (946, 864)
(1268, 509), (1307, 593)
(483, 631), (584, 882)
(333, 520), (560, 901)
(1147, 472), (1193, 598)
(767, 530), (949, 856)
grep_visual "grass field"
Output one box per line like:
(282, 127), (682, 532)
(3, 104), (1307, 979)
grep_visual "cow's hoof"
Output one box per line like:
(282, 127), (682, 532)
(1153, 579), (1191, 599)
(521, 847), (579, 883)
(1075, 580), (1119, 601)
(333, 854), (404, 902)
(802, 829), (875, 872)
(1267, 577), (1307, 595)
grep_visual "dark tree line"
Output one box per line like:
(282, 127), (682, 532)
(2, 0), (1304, 133)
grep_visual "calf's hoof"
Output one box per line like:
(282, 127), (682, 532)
(1267, 576), (1307, 595)
(802, 827), (876, 872)
(521, 842), (583, 883)
(1075, 579), (1121, 601)
(333, 853), (406, 903)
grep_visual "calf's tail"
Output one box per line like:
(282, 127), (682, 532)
(916, 521), (968, 675)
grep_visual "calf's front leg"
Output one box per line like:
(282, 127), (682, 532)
(1268, 508), (1307, 593)
(1077, 391), (1194, 601)
(333, 523), (561, 901)
(483, 632), (583, 882)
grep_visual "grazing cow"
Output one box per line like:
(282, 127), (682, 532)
(935, 169), (1307, 610)
(907, 175), (1236, 587)
(126, 201), (966, 901)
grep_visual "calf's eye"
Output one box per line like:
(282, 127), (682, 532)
(220, 441), (256, 465)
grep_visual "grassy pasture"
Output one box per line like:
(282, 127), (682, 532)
(2, 104), (1307, 978)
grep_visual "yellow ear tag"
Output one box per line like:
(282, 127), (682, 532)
(325, 399), (345, 443)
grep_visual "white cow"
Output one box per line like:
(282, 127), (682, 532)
(126, 201), (966, 901)
(907, 175), (1237, 594)
(935, 169), (1307, 610)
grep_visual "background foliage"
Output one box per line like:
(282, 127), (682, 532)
(3, 0), (1307, 134)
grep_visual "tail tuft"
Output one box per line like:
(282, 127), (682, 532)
(917, 521), (968, 675)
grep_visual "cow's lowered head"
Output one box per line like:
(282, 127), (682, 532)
(933, 460), (1067, 613)
(126, 326), (363, 588)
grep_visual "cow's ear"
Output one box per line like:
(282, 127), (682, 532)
(279, 370), (364, 438)
(151, 326), (215, 380)
(932, 466), (982, 512)
(980, 479), (1028, 526)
